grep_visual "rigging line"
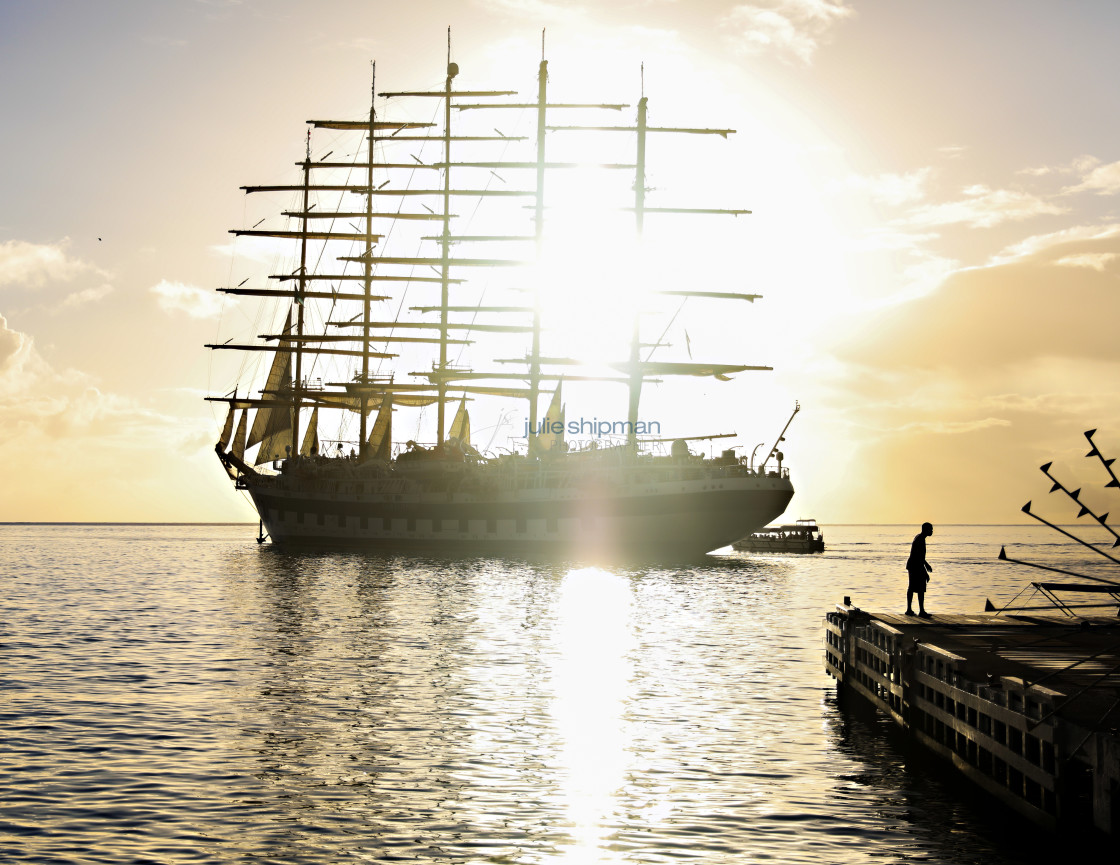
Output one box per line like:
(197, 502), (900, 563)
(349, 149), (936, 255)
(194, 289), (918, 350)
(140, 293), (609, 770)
(1064, 695), (1120, 763)
(323, 127), (380, 381)
(301, 130), (355, 386)
(238, 214), (291, 398)
(373, 96), (445, 380)
(231, 196), (273, 388)
(453, 101), (530, 366)
(990, 581), (1036, 615)
(229, 130), (331, 432)
(210, 192), (250, 426)
(983, 623), (1101, 655)
(1028, 651), (1120, 731)
(646, 298), (688, 362)
(1018, 635), (1120, 691)
(450, 119), (504, 360)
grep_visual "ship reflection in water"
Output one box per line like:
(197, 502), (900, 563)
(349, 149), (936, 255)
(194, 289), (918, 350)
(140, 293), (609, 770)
(2, 524), (1104, 863)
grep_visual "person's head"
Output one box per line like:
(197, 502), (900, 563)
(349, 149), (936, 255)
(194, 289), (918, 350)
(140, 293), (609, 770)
(921, 522), (933, 537)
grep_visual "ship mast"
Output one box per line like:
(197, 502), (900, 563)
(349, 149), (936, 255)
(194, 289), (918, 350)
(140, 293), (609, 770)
(210, 50), (766, 465)
(445, 40), (632, 447)
(359, 63), (377, 457)
(564, 74), (759, 447)
(292, 130), (312, 455)
(625, 91), (648, 448)
(528, 47), (548, 453)
(438, 35), (456, 445)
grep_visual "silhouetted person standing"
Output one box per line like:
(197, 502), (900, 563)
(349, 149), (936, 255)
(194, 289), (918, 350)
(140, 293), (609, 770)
(906, 522), (934, 618)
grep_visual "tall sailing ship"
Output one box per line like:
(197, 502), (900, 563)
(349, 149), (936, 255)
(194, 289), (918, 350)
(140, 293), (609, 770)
(208, 43), (795, 555)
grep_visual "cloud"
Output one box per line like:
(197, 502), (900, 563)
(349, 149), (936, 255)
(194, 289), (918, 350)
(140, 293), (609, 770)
(794, 343), (1120, 523)
(889, 417), (1011, 435)
(904, 184), (1067, 229)
(844, 227), (938, 253)
(981, 390), (1117, 416)
(151, 279), (223, 319)
(838, 167), (932, 207)
(785, 156), (1120, 523)
(1065, 159), (1120, 195)
(210, 238), (296, 266)
(473, 0), (591, 25)
(0, 313), (90, 407)
(887, 254), (961, 306)
(720, 0), (853, 64)
(1055, 252), (1119, 272)
(60, 284), (115, 309)
(0, 238), (106, 288)
(0, 313), (28, 372)
(991, 223), (1120, 265)
(1017, 154), (1104, 182)
(0, 310), (232, 520)
(839, 233), (1120, 373)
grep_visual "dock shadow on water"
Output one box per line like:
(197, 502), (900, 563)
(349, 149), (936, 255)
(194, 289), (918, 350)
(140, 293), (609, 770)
(1, 523), (1110, 862)
(827, 691), (1108, 864)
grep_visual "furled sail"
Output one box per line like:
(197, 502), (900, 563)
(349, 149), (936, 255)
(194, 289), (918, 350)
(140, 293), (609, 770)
(391, 394), (441, 408)
(300, 407), (319, 457)
(611, 361), (768, 381)
(537, 378), (565, 455)
(367, 395), (393, 462)
(448, 395), (471, 449)
(231, 410), (248, 462)
(324, 391), (442, 412)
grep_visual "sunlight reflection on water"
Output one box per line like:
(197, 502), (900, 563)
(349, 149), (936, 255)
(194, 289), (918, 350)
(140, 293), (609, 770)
(552, 567), (633, 862)
(1, 523), (1111, 863)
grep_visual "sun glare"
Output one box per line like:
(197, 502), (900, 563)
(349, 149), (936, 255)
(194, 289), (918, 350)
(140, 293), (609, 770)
(535, 209), (648, 368)
(549, 567), (634, 859)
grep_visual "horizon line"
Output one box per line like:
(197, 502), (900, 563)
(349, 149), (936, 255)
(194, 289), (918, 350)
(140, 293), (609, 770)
(0, 521), (1041, 527)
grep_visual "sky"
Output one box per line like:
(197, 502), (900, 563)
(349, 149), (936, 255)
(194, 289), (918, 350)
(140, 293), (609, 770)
(2, 0), (1120, 526)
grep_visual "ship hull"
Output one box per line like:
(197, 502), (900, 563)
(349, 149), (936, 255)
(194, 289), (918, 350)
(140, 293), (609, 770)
(732, 538), (824, 554)
(245, 471), (793, 557)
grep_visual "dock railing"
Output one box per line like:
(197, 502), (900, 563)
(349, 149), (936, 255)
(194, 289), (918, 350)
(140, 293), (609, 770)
(826, 603), (1071, 827)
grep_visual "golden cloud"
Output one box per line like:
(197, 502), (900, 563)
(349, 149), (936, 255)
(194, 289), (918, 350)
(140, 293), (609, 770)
(840, 233), (1120, 372)
(721, 0), (854, 64)
(150, 280), (224, 319)
(0, 238), (107, 289)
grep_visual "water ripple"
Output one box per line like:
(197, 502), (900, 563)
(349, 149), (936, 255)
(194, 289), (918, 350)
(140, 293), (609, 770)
(0, 524), (1108, 862)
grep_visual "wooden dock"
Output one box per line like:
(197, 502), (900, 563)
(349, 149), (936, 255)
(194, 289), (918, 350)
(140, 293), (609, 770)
(824, 601), (1120, 832)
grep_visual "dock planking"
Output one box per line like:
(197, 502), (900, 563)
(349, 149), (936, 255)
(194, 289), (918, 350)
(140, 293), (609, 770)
(825, 602), (1120, 832)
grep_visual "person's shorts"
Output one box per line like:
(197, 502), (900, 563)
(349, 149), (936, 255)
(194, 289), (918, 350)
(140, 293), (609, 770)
(907, 568), (928, 593)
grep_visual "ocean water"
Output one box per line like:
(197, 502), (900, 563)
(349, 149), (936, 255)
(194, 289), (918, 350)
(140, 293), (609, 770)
(2, 522), (1116, 864)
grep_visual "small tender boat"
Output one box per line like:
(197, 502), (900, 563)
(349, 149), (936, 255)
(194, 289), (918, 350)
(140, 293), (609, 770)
(733, 519), (824, 553)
